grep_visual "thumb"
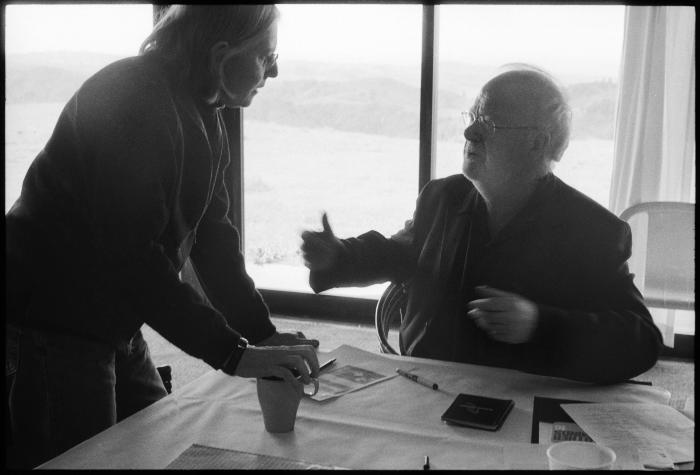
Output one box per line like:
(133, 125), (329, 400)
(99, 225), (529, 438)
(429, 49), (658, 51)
(321, 212), (335, 237)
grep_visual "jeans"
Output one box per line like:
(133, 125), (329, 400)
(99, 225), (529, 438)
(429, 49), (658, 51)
(7, 324), (168, 469)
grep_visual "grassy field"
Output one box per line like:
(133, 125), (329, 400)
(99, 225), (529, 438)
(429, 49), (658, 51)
(5, 101), (614, 296)
(5, 101), (614, 295)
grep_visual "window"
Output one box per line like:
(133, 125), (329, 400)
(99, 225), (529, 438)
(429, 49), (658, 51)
(4, 3), (153, 211)
(435, 4), (625, 209)
(243, 4), (422, 299)
(4, 4), (693, 352)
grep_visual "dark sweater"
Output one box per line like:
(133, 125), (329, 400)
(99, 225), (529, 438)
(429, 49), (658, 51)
(5, 54), (276, 370)
(311, 174), (662, 384)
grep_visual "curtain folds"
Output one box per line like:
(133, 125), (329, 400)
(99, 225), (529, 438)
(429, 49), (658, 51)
(610, 6), (695, 345)
(610, 6), (695, 213)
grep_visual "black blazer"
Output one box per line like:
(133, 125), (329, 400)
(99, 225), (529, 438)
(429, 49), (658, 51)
(311, 174), (662, 384)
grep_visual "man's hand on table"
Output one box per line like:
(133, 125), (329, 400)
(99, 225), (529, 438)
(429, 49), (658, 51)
(467, 285), (539, 344)
(258, 331), (319, 349)
(235, 344), (320, 390)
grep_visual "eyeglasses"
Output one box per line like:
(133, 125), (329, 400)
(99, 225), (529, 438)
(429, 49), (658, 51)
(262, 52), (278, 69)
(461, 111), (540, 137)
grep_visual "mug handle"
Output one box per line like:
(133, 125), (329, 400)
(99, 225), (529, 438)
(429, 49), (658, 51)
(303, 378), (319, 397)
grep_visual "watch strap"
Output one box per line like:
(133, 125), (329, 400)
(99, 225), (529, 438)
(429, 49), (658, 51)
(221, 337), (248, 375)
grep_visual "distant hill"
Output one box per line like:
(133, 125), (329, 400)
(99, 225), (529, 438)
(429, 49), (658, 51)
(5, 52), (125, 103)
(5, 52), (617, 141)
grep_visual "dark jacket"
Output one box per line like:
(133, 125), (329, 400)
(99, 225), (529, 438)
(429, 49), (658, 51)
(5, 54), (276, 369)
(311, 173), (662, 383)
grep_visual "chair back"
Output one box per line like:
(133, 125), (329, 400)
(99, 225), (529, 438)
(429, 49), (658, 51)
(375, 282), (408, 354)
(620, 202), (694, 310)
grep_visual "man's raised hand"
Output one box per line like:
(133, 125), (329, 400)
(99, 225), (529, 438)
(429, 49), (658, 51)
(300, 212), (342, 271)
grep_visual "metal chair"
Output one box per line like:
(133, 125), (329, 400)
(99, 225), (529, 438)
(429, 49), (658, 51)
(619, 201), (694, 311)
(374, 282), (409, 355)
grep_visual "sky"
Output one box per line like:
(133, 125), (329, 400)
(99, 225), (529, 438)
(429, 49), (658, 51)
(4, 3), (625, 78)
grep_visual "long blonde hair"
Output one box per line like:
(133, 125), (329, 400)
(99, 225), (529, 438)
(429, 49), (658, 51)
(140, 5), (279, 98)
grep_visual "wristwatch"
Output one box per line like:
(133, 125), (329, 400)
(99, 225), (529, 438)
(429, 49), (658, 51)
(222, 337), (248, 375)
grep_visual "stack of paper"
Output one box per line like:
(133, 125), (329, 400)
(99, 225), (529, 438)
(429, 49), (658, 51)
(562, 402), (694, 468)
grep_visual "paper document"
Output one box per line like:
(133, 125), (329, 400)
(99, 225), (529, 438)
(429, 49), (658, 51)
(166, 444), (346, 469)
(312, 364), (395, 401)
(562, 402), (694, 464)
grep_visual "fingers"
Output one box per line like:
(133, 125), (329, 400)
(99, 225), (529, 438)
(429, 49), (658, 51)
(300, 233), (333, 258)
(284, 354), (312, 383)
(321, 212), (334, 236)
(270, 366), (307, 396)
(468, 308), (511, 327)
(268, 331), (320, 349)
(295, 331), (320, 349)
(467, 297), (512, 312)
(474, 285), (515, 298)
(300, 212), (334, 243)
(469, 310), (511, 342)
(296, 345), (319, 377)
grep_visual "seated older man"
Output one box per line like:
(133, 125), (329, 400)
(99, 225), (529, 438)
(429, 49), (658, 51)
(301, 64), (662, 384)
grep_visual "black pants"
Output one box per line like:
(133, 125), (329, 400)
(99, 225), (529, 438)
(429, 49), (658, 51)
(7, 325), (168, 469)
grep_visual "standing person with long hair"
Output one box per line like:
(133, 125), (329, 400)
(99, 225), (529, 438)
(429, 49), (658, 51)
(6, 5), (318, 469)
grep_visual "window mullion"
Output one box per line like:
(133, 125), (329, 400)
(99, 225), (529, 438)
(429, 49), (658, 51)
(418, 4), (439, 191)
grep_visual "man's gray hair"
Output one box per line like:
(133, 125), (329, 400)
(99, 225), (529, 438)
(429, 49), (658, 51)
(139, 5), (279, 99)
(497, 63), (572, 163)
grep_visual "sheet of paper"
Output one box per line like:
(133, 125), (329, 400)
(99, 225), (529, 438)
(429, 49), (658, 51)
(562, 403), (694, 464)
(312, 364), (396, 401)
(166, 444), (346, 469)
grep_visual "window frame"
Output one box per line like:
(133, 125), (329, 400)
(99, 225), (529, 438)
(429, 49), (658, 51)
(151, 4), (693, 359)
(252, 4), (439, 325)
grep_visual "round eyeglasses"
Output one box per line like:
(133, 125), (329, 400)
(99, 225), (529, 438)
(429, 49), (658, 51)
(461, 111), (540, 137)
(262, 52), (278, 70)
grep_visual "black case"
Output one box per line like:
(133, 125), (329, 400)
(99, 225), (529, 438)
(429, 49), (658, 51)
(441, 393), (515, 431)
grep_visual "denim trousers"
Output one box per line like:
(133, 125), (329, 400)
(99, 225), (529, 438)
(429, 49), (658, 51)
(7, 324), (168, 469)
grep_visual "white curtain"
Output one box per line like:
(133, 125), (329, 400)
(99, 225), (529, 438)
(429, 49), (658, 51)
(610, 6), (695, 346)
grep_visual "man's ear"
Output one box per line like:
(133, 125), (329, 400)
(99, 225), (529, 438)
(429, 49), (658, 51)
(531, 130), (550, 154)
(209, 41), (229, 73)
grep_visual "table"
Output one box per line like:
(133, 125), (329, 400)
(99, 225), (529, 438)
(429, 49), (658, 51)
(39, 344), (674, 469)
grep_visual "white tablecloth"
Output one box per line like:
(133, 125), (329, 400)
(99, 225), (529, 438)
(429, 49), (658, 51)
(39, 345), (671, 470)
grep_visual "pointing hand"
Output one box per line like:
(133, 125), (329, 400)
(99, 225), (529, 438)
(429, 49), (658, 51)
(300, 212), (342, 271)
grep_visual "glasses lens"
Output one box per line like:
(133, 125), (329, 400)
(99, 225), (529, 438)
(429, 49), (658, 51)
(462, 111), (476, 127)
(267, 53), (278, 68)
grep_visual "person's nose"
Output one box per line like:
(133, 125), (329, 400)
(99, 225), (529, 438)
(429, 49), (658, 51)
(266, 62), (278, 79)
(463, 122), (482, 142)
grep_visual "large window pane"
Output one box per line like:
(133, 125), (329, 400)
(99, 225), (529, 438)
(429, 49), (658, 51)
(244, 4), (422, 298)
(435, 5), (624, 208)
(4, 4), (153, 212)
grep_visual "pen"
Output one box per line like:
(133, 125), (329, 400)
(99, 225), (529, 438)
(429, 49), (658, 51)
(396, 368), (439, 390)
(423, 455), (430, 470)
(290, 358), (335, 379)
(319, 358), (336, 372)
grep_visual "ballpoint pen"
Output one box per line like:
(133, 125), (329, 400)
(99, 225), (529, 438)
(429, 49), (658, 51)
(288, 358), (335, 379)
(396, 368), (439, 390)
(319, 358), (336, 372)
